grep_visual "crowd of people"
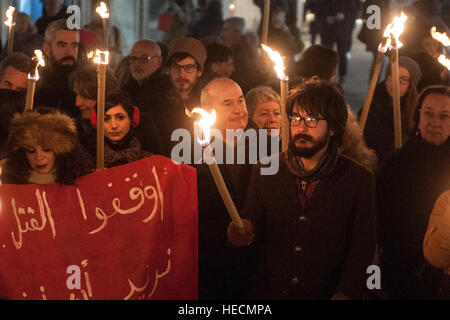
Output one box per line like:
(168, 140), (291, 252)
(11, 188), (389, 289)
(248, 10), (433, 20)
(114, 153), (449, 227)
(0, 0), (449, 300)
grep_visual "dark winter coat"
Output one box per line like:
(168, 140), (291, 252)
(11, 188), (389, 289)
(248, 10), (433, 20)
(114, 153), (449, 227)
(121, 70), (171, 107)
(363, 82), (410, 165)
(35, 67), (80, 120)
(196, 121), (262, 300)
(142, 84), (202, 156)
(377, 137), (450, 299)
(242, 153), (376, 299)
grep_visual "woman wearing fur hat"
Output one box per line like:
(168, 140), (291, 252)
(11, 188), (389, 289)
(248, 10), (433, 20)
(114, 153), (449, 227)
(88, 93), (153, 168)
(1, 108), (94, 185)
(361, 56), (423, 166)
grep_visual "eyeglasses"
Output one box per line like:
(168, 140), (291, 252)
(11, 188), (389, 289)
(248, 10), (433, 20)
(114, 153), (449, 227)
(128, 55), (159, 64)
(419, 109), (450, 122)
(289, 115), (325, 128)
(170, 63), (197, 74)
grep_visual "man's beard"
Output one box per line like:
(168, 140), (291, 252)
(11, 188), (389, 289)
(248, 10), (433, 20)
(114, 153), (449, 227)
(48, 54), (78, 77)
(289, 132), (330, 159)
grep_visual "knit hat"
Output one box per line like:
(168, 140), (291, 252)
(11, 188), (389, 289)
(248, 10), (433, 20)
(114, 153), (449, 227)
(168, 37), (207, 71)
(386, 56), (423, 88)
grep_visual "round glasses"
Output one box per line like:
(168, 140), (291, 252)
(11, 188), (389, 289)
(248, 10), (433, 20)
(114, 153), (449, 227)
(289, 115), (325, 128)
(170, 63), (197, 74)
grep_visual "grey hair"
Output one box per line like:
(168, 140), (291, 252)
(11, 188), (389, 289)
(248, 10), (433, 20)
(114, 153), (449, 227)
(0, 53), (33, 81)
(44, 19), (78, 43)
(132, 40), (161, 56)
(246, 86), (281, 117)
(224, 17), (246, 35)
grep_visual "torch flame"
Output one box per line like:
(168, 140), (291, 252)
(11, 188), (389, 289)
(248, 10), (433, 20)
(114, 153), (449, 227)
(29, 50), (45, 81)
(378, 37), (391, 53)
(4, 6), (15, 27)
(438, 55), (450, 70)
(261, 44), (288, 81)
(431, 27), (450, 47)
(191, 108), (217, 146)
(383, 11), (408, 49)
(96, 1), (110, 19)
(92, 49), (110, 65)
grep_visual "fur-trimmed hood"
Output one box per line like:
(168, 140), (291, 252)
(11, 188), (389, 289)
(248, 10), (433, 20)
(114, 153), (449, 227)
(339, 107), (378, 174)
(8, 110), (77, 154)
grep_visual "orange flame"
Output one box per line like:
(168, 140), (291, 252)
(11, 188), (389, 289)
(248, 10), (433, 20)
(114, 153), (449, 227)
(92, 49), (110, 65)
(96, 1), (110, 19)
(438, 55), (450, 70)
(4, 6), (15, 27)
(431, 27), (450, 47)
(261, 44), (288, 81)
(383, 11), (408, 49)
(29, 50), (45, 81)
(191, 108), (217, 146)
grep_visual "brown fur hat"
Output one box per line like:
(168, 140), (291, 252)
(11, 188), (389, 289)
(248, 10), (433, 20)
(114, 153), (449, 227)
(8, 109), (77, 154)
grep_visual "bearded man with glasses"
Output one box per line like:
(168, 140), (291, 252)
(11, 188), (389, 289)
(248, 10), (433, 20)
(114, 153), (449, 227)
(228, 78), (376, 300)
(144, 37), (207, 155)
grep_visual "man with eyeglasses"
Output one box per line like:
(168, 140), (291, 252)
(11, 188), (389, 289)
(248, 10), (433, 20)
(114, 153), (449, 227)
(121, 40), (170, 106)
(148, 37), (207, 154)
(228, 78), (376, 300)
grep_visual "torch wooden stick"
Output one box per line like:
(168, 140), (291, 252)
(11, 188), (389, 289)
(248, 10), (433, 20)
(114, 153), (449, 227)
(390, 44), (403, 149)
(192, 108), (244, 229)
(24, 50), (45, 111)
(94, 50), (109, 170)
(25, 80), (36, 111)
(205, 145), (244, 229)
(360, 39), (390, 130)
(262, 0), (271, 44)
(280, 79), (289, 152)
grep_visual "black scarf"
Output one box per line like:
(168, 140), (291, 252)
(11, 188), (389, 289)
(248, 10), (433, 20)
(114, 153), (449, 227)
(104, 131), (143, 168)
(284, 139), (339, 182)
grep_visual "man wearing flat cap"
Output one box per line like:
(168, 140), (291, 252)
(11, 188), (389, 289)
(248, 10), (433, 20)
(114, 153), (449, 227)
(143, 37), (207, 154)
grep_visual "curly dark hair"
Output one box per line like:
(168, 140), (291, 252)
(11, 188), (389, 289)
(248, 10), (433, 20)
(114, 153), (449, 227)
(286, 77), (348, 146)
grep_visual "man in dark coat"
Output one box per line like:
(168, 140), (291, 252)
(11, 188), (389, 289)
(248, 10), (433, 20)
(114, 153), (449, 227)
(142, 37), (207, 155)
(228, 78), (376, 299)
(35, 19), (82, 119)
(195, 78), (261, 300)
(121, 40), (171, 106)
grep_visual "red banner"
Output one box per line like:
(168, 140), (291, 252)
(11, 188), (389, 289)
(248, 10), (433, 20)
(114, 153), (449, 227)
(0, 156), (198, 300)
